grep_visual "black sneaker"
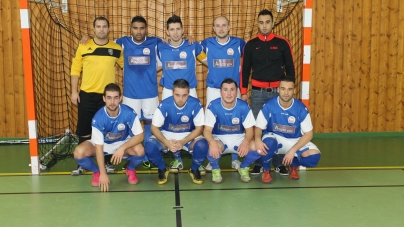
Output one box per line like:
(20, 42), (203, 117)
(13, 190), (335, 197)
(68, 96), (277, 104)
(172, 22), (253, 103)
(275, 166), (289, 176)
(157, 165), (170, 185)
(250, 165), (263, 175)
(188, 168), (203, 184)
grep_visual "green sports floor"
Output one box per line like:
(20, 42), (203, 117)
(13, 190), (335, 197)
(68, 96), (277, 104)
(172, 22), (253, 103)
(1, 133), (403, 227)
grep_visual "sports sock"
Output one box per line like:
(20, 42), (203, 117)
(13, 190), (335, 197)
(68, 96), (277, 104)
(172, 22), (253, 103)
(191, 139), (208, 170)
(75, 157), (99, 172)
(144, 139), (166, 170)
(240, 150), (261, 168)
(127, 155), (145, 170)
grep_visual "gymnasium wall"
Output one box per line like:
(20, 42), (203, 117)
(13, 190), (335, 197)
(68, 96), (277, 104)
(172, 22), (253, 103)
(0, 0), (403, 138)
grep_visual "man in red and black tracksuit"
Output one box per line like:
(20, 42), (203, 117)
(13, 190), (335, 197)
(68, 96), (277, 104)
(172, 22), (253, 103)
(240, 9), (295, 176)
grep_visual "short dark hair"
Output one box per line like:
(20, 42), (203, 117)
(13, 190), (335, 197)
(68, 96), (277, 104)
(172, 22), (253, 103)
(103, 83), (121, 96)
(131, 15), (147, 26)
(173, 79), (190, 89)
(93, 16), (109, 28)
(258, 9), (273, 21)
(280, 76), (295, 84)
(220, 78), (238, 89)
(166, 14), (183, 29)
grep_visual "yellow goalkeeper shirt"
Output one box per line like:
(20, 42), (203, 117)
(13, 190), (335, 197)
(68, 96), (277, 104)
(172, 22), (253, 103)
(71, 39), (124, 93)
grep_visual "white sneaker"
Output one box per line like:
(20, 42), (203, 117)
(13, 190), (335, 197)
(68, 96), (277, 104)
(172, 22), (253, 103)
(231, 160), (241, 170)
(205, 163), (212, 171)
(105, 162), (116, 174)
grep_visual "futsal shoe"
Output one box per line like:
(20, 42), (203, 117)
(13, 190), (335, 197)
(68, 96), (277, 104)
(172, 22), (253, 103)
(238, 167), (251, 183)
(275, 166), (289, 176)
(157, 165), (170, 185)
(231, 160), (241, 170)
(170, 160), (183, 173)
(188, 168), (203, 184)
(198, 165), (206, 176)
(105, 162), (116, 174)
(211, 169), (223, 184)
(250, 165), (263, 175)
(289, 166), (300, 180)
(71, 165), (85, 176)
(91, 172), (100, 187)
(205, 163), (212, 172)
(126, 169), (138, 184)
(261, 169), (273, 184)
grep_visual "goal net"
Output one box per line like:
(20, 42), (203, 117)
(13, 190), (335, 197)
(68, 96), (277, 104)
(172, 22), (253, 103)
(27, 0), (303, 169)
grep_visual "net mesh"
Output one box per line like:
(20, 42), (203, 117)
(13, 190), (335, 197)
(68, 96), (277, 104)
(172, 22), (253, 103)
(28, 0), (303, 169)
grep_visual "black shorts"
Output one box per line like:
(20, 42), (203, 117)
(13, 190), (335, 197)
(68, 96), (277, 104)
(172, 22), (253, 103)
(76, 91), (104, 137)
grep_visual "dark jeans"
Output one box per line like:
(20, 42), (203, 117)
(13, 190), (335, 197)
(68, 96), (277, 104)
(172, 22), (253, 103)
(250, 88), (285, 168)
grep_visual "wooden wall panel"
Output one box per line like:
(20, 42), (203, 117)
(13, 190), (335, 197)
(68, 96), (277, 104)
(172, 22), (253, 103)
(3, 0), (404, 138)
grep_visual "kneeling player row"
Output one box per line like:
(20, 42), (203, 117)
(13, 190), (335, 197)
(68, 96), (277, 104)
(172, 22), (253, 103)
(73, 78), (320, 192)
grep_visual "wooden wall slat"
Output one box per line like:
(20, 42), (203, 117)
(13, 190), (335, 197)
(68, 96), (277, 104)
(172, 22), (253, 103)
(368, 0), (381, 132)
(0, 0), (6, 136)
(396, 0), (404, 130)
(3, 0), (16, 137)
(341, 0), (353, 131)
(351, 0), (362, 132)
(359, 0), (371, 132)
(332, 0), (343, 132)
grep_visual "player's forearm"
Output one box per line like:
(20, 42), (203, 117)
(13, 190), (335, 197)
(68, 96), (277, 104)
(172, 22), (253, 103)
(290, 130), (313, 154)
(71, 75), (79, 93)
(120, 133), (144, 151)
(254, 127), (263, 142)
(151, 125), (169, 146)
(95, 145), (107, 174)
(181, 126), (203, 144)
(242, 127), (254, 144)
(203, 128), (215, 144)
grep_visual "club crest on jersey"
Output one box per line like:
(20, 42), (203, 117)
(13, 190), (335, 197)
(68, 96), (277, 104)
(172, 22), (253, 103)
(232, 117), (240, 124)
(118, 123), (125, 130)
(180, 51), (187, 59)
(143, 48), (150, 55)
(108, 49), (113, 55)
(288, 116), (296, 124)
(227, 48), (234, 55)
(181, 116), (189, 122)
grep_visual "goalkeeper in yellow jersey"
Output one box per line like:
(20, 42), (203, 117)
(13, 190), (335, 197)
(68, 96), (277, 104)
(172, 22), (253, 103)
(70, 16), (124, 175)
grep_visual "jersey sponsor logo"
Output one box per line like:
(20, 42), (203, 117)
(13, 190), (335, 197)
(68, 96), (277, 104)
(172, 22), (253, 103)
(288, 116), (296, 124)
(165, 61), (187, 70)
(218, 124), (240, 132)
(105, 131), (124, 141)
(270, 46), (278, 50)
(180, 51), (187, 59)
(213, 59), (234, 68)
(255, 47), (261, 50)
(143, 48), (150, 55)
(232, 117), (240, 124)
(227, 48), (234, 55)
(181, 116), (189, 122)
(108, 49), (114, 55)
(273, 123), (296, 134)
(117, 123), (125, 131)
(128, 56), (150, 65)
(168, 123), (191, 131)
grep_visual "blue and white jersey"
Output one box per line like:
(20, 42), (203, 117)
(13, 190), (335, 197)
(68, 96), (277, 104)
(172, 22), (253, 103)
(201, 36), (246, 88)
(157, 39), (206, 89)
(115, 36), (162, 99)
(255, 97), (313, 138)
(205, 98), (255, 136)
(152, 96), (204, 140)
(91, 104), (143, 145)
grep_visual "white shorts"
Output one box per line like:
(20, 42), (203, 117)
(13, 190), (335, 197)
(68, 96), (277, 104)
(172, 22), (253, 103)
(213, 133), (245, 154)
(262, 133), (320, 155)
(90, 138), (130, 155)
(162, 87), (198, 100)
(150, 135), (204, 152)
(122, 96), (159, 120)
(206, 87), (240, 108)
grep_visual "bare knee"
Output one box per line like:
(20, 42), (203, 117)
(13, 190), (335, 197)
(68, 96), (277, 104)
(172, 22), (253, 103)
(73, 141), (93, 159)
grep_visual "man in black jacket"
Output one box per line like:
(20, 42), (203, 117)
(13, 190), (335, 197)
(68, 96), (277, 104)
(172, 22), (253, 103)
(240, 9), (295, 176)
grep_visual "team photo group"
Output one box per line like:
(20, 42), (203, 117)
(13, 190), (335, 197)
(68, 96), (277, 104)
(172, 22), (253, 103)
(70, 9), (321, 192)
